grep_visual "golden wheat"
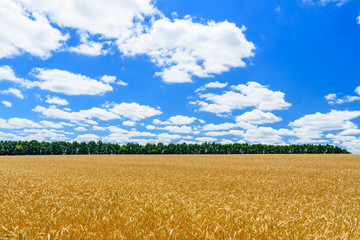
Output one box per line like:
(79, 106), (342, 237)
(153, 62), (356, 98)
(0, 155), (359, 239)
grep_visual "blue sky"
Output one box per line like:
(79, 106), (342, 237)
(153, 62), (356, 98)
(0, 0), (360, 152)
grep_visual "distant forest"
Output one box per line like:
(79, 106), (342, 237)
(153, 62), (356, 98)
(0, 140), (350, 155)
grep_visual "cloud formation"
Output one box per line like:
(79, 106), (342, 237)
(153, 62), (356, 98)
(32, 68), (113, 96)
(0, 0), (67, 59)
(120, 18), (255, 83)
(195, 82), (291, 114)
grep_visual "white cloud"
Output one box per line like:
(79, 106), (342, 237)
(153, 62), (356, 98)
(102, 128), (157, 143)
(203, 122), (238, 131)
(356, 86), (360, 95)
(195, 137), (217, 142)
(146, 125), (156, 130)
(33, 105), (120, 121)
(303, 0), (348, 6)
(69, 32), (107, 56)
(195, 81), (228, 92)
(338, 128), (360, 136)
(18, 129), (69, 141)
(0, 118), (42, 129)
(34, 102), (161, 123)
(32, 68), (113, 96)
(1, 88), (24, 99)
(357, 16), (360, 25)
(75, 126), (87, 131)
(108, 102), (162, 121)
(156, 133), (182, 143)
(160, 115), (197, 125)
(75, 134), (100, 142)
(45, 96), (69, 105)
(1, 101), (12, 107)
(93, 126), (107, 131)
(123, 121), (136, 127)
(117, 80), (129, 86)
(160, 125), (193, 134)
(325, 93), (337, 102)
(235, 109), (282, 124)
(69, 41), (105, 56)
(243, 127), (292, 145)
(101, 75), (129, 86)
(0, 131), (19, 141)
(220, 139), (234, 144)
(0, 0), (67, 59)
(196, 82), (291, 114)
(0, 65), (34, 88)
(289, 110), (360, 143)
(101, 75), (117, 83)
(120, 17), (254, 83)
(325, 87), (360, 104)
(205, 130), (244, 137)
(289, 110), (360, 132)
(18, 0), (158, 39)
(0, 117), (72, 131)
(335, 137), (360, 153)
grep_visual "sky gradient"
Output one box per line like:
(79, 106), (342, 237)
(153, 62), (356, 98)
(0, 0), (360, 152)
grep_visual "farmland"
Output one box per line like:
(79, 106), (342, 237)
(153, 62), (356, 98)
(0, 155), (359, 239)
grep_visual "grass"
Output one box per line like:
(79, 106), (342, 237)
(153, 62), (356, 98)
(0, 155), (359, 239)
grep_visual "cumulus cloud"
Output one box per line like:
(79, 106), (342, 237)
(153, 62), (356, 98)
(303, 0), (349, 6)
(108, 102), (162, 121)
(243, 127), (294, 145)
(202, 122), (238, 131)
(101, 75), (128, 86)
(0, 0), (67, 59)
(40, 120), (69, 129)
(357, 16), (360, 25)
(235, 109), (282, 124)
(75, 134), (100, 142)
(1, 101), (12, 108)
(0, 117), (72, 131)
(69, 32), (107, 56)
(102, 127), (157, 143)
(154, 115), (197, 125)
(146, 125), (156, 130)
(120, 17), (254, 83)
(338, 128), (360, 136)
(0, 118), (42, 129)
(34, 102), (161, 122)
(17, 129), (69, 141)
(195, 81), (228, 92)
(160, 125), (193, 134)
(123, 121), (136, 127)
(101, 75), (117, 84)
(74, 126), (87, 131)
(196, 82), (291, 114)
(32, 68), (113, 96)
(195, 137), (217, 142)
(204, 130), (244, 137)
(1, 88), (24, 99)
(33, 105), (120, 121)
(289, 110), (360, 132)
(17, 0), (158, 39)
(45, 96), (69, 105)
(7, 1), (255, 85)
(0, 65), (34, 88)
(325, 87), (360, 104)
(289, 110), (360, 143)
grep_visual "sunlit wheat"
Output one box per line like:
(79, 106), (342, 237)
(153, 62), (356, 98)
(0, 155), (359, 239)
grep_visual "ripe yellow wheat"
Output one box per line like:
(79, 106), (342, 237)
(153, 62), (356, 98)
(0, 155), (359, 239)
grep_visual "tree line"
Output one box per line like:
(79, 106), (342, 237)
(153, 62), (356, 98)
(0, 140), (350, 155)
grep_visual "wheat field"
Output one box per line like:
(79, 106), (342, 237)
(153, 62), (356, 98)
(0, 155), (359, 239)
